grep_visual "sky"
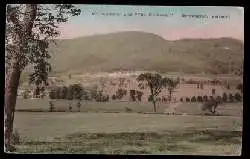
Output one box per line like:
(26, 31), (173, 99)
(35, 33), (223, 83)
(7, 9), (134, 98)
(58, 5), (244, 41)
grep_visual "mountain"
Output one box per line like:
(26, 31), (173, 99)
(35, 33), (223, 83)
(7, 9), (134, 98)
(40, 31), (243, 74)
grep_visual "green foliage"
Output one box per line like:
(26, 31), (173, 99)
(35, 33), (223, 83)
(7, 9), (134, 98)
(148, 95), (153, 102)
(137, 73), (168, 111)
(23, 90), (30, 99)
(236, 83), (243, 94)
(191, 96), (196, 102)
(209, 96), (214, 101)
(76, 101), (81, 112)
(203, 95), (208, 102)
(212, 89), (216, 95)
(124, 107), (132, 113)
(68, 103), (72, 112)
(216, 96), (223, 104)
(66, 85), (74, 100)
(229, 93), (234, 102)
(222, 92), (228, 102)
(10, 129), (21, 145)
(49, 101), (55, 112)
(166, 77), (179, 102)
(180, 97), (183, 102)
(6, 4), (81, 93)
(60, 86), (68, 99)
(55, 87), (61, 99)
(49, 88), (56, 99)
(115, 88), (127, 100)
(129, 90), (136, 101)
(71, 84), (83, 100)
(136, 91), (143, 101)
(90, 85), (98, 100)
(197, 96), (203, 102)
(234, 92), (242, 102)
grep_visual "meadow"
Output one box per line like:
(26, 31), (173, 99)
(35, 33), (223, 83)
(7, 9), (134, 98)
(13, 98), (243, 155)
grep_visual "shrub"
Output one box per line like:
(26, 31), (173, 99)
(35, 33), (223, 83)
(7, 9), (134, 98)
(76, 101), (81, 112)
(148, 95), (153, 102)
(49, 101), (55, 112)
(49, 89), (56, 99)
(234, 92), (242, 102)
(203, 95), (208, 102)
(23, 90), (29, 99)
(71, 84), (83, 100)
(197, 96), (203, 102)
(216, 96), (223, 103)
(222, 92), (228, 102)
(229, 93), (234, 102)
(186, 97), (190, 102)
(106, 95), (110, 102)
(112, 94), (116, 100)
(55, 87), (61, 99)
(11, 128), (21, 145)
(180, 97), (184, 102)
(236, 83), (243, 93)
(209, 96), (214, 100)
(200, 83), (204, 89)
(68, 103), (72, 112)
(191, 96), (196, 102)
(60, 86), (68, 99)
(125, 107), (132, 113)
(212, 89), (216, 95)
(130, 90), (136, 101)
(136, 91), (143, 101)
(116, 88), (127, 100)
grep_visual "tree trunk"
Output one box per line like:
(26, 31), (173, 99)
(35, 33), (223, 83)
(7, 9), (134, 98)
(5, 4), (37, 152)
(152, 96), (156, 112)
(4, 68), (21, 152)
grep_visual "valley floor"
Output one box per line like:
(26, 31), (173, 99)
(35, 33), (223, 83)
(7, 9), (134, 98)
(13, 112), (242, 155)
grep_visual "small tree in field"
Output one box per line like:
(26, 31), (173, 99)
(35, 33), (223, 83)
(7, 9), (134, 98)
(137, 73), (168, 112)
(166, 78), (179, 102)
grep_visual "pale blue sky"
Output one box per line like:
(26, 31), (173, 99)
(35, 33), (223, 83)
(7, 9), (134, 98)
(58, 5), (244, 41)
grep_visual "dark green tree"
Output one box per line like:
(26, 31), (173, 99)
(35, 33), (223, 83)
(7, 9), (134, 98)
(137, 73), (168, 112)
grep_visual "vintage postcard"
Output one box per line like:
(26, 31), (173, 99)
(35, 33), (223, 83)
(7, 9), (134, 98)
(5, 5), (243, 155)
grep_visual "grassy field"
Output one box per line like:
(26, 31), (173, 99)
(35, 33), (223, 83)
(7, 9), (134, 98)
(13, 98), (243, 155)
(13, 112), (242, 155)
(15, 98), (243, 116)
